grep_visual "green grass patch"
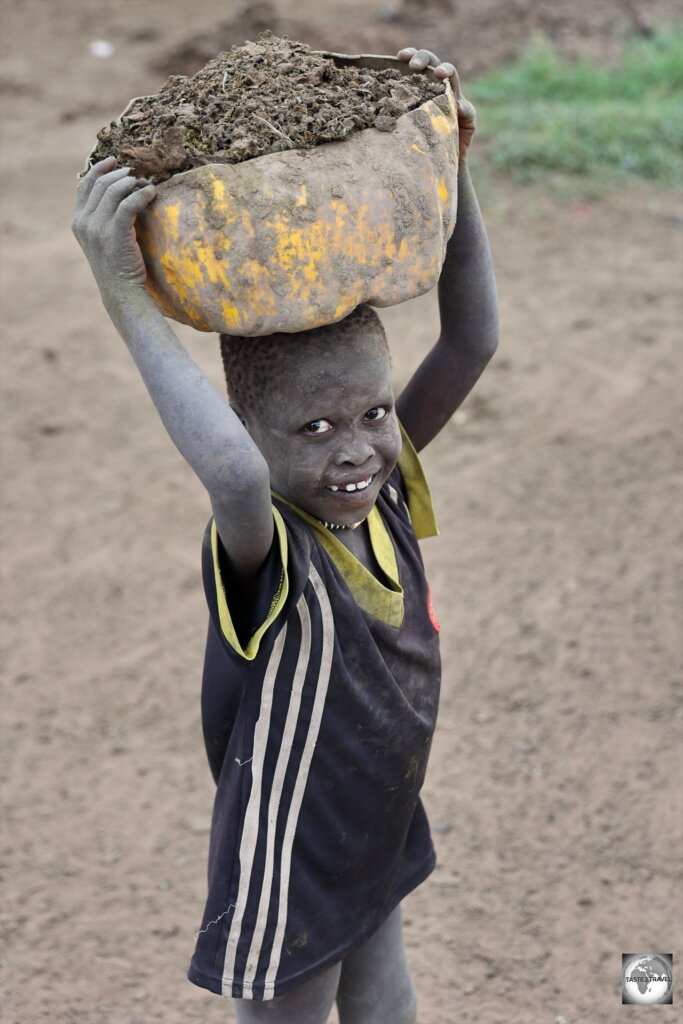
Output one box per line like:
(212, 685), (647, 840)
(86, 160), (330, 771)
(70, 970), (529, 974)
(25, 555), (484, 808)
(469, 28), (683, 191)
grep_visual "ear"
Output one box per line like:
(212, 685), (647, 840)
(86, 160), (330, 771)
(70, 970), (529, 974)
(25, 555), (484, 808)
(228, 401), (264, 446)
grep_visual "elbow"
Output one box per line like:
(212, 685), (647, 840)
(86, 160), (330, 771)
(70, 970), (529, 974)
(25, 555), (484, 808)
(442, 324), (499, 369)
(481, 325), (499, 364)
(481, 304), (500, 363)
(475, 304), (500, 365)
(202, 446), (270, 504)
(439, 308), (500, 367)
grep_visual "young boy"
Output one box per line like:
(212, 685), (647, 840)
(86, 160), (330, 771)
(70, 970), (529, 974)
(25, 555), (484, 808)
(73, 46), (498, 1024)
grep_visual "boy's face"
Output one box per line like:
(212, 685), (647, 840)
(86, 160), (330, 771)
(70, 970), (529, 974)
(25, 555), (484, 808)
(243, 329), (402, 526)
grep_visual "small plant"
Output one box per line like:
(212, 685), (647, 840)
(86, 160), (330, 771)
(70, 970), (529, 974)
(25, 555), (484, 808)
(469, 27), (683, 190)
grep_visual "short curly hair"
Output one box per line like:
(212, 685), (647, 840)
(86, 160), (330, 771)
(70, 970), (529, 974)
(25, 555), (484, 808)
(220, 304), (388, 410)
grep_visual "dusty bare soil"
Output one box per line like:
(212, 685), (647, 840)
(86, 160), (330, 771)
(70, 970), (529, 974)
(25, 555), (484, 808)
(151, 0), (683, 80)
(1, 2), (681, 1023)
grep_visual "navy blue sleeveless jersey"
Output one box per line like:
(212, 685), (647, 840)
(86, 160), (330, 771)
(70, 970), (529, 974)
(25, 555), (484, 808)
(188, 431), (441, 1001)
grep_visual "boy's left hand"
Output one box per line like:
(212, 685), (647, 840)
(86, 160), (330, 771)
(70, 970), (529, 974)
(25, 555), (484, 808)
(396, 47), (476, 164)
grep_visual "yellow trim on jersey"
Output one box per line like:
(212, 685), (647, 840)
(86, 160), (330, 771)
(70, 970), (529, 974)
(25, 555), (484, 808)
(397, 424), (439, 539)
(211, 507), (289, 661)
(271, 497), (405, 628)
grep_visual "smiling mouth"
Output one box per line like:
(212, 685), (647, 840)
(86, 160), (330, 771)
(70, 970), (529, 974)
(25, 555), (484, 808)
(324, 472), (377, 494)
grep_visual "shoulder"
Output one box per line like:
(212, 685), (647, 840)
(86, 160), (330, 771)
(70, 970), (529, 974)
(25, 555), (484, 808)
(202, 504), (317, 664)
(386, 424), (439, 541)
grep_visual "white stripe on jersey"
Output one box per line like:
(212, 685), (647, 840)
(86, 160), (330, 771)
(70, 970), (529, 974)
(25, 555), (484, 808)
(241, 598), (312, 990)
(219, 567), (334, 998)
(263, 564), (334, 992)
(220, 621), (288, 994)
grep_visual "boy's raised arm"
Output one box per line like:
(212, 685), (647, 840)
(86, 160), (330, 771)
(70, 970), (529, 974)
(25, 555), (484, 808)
(72, 157), (274, 578)
(395, 50), (499, 453)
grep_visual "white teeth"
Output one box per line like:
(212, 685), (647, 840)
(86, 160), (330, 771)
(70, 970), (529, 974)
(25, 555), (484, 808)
(327, 475), (373, 493)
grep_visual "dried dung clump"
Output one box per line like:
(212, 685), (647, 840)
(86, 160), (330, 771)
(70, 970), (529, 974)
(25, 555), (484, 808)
(90, 32), (446, 182)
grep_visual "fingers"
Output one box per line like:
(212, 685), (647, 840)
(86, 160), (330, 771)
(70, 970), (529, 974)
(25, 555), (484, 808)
(434, 62), (460, 92)
(75, 156), (117, 211)
(396, 47), (476, 153)
(398, 47), (441, 71)
(115, 182), (156, 219)
(456, 96), (477, 122)
(83, 165), (134, 215)
(397, 47), (463, 96)
(73, 172), (154, 245)
(96, 174), (153, 221)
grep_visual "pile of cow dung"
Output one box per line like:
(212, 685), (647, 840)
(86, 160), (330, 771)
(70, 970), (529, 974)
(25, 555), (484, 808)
(89, 32), (446, 182)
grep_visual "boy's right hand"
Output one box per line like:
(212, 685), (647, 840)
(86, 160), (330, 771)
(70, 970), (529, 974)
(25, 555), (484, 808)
(72, 156), (157, 301)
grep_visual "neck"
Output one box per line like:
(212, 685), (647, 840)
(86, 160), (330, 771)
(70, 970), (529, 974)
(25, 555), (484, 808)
(316, 518), (365, 531)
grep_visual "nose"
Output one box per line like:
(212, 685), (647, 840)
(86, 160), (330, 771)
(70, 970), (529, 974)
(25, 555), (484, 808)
(333, 429), (374, 466)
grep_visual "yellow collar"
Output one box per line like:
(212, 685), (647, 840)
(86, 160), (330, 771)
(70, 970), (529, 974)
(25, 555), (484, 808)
(272, 495), (404, 628)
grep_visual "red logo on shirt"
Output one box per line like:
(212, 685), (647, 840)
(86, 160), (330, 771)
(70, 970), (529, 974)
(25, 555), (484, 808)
(426, 581), (441, 632)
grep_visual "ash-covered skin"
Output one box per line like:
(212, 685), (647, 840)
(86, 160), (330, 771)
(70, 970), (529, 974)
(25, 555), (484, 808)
(234, 325), (401, 528)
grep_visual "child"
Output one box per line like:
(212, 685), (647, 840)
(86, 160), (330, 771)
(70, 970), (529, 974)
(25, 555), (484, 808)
(73, 45), (498, 1024)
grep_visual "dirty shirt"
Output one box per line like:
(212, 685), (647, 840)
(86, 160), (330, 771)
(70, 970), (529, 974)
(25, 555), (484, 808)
(188, 429), (441, 1001)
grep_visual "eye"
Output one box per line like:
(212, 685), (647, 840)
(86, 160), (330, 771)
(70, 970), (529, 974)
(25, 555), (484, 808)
(303, 418), (333, 435)
(365, 406), (388, 421)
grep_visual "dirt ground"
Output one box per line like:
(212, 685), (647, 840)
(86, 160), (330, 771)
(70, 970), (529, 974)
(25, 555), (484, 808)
(1, 1), (681, 1023)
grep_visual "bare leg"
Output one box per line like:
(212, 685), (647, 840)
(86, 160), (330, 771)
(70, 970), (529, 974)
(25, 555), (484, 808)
(232, 961), (342, 1024)
(336, 906), (417, 1024)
